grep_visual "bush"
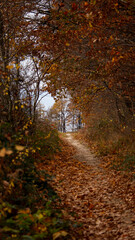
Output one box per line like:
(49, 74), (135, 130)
(0, 119), (71, 240)
(83, 118), (135, 173)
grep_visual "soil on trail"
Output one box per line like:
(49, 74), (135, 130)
(65, 133), (100, 167)
(42, 133), (135, 240)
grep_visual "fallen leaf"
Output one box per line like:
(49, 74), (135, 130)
(53, 231), (68, 240)
(15, 145), (25, 151)
(0, 148), (6, 157)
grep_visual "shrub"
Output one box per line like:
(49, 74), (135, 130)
(0, 119), (71, 240)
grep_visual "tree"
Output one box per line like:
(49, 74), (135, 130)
(0, 0), (134, 132)
(48, 98), (83, 132)
(66, 101), (83, 131)
(49, 99), (68, 132)
(0, 0), (36, 127)
(41, 0), (135, 129)
(0, 0), (56, 129)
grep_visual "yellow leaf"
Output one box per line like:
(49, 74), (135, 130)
(53, 231), (68, 240)
(6, 65), (14, 70)
(18, 208), (31, 214)
(41, 226), (47, 232)
(10, 181), (14, 187)
(119, 55), (123, 59)
(0, 148), (6, 157)
(44, 132), (51, 139)
(15, 145), (25, 151)
(37, 213), (44, 220)
(65, 42), (70, 46)
(89, 22), (93, 28)
(110, 35), (113, 41)
(16, 64), (20, 70)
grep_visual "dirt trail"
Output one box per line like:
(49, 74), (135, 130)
(65, 133), (99, 167)
(62, 133), (135, 240)
(45, 133), (135, 240)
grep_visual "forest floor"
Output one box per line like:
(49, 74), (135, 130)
(41, 133), (135, 240)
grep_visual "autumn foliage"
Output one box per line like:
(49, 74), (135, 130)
(43, 0), (135, 168)
(0, 0), (135, 239)
(44, 0), (135, 126)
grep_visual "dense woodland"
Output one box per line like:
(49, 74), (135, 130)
(0, 0), (135, 239)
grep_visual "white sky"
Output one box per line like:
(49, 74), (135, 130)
(20, 57), (55, 110)
(41, 93), (55, 110)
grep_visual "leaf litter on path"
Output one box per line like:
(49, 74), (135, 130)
(41, 133), (135, 240)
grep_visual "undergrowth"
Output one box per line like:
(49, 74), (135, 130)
(0, 119), (72, 240)
(80, 118), (135, 175)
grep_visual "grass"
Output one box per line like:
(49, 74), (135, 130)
(77, 118), (135, 174)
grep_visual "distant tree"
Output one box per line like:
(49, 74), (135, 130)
(47, 99), (83, 132)
(49, 99), (68, 132)
(66, 102), (83, 131)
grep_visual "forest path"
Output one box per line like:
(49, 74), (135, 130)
(65, 133), (100, 167)
(62, 133), (135, 240)
(43, 133), (135, 240)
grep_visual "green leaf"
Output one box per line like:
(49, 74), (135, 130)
(2, 227), (19, 233)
